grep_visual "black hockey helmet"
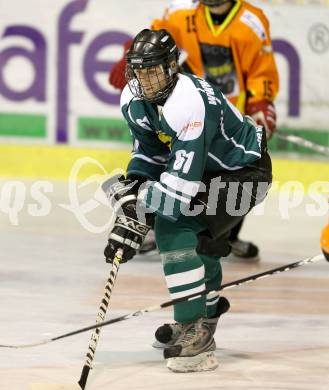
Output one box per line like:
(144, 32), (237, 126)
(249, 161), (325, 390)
(200, 0), (235, 7)
(125, 29), (179, 104)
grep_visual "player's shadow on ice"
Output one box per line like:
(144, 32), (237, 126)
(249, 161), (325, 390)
(95, 347), (251, 368)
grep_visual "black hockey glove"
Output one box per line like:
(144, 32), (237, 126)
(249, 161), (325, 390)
(102, 175), (153, 263)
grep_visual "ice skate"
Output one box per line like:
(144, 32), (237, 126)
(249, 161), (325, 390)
(230, 238), (259, 260)
(153, 296), (230, 348)
(164, 320), (218, 373)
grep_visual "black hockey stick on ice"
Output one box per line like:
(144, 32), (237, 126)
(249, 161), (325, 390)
(276, 132), (329, 156)
(77, 248), (123, 390)
(0, 253), (324, 350)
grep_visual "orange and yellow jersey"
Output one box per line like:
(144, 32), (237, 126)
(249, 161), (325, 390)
(152, 0), (279, 112)
(321, 223), (329, 259)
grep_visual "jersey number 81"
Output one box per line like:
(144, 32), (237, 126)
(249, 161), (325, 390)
(173, 150), (195, 174)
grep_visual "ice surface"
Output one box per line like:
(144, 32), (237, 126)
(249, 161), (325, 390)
(0, 180), (328, 389)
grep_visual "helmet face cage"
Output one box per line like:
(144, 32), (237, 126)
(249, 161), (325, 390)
(126, 60), (177, 104)
(200, 0), (233, 7)
(125, 29), (179, 104)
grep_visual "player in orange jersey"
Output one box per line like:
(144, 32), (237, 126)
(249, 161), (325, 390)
(321, 223), (329, 261)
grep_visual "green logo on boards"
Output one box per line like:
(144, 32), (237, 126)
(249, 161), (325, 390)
(78, 117), (131, 143)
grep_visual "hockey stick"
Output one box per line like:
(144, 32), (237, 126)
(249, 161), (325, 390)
(0, 253), (324, 350)
(276, 132), (329, 156)
(77, 248), (123, 390)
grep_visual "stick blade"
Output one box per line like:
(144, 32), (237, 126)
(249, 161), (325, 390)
(28, 383), (81, 390)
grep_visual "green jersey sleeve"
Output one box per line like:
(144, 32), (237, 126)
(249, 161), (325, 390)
(120, 86), (170, 181)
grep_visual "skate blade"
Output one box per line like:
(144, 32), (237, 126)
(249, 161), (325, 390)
(28, 383), (81, 390)
(152, 340), (167, 349)
(166, 351), (218, 373)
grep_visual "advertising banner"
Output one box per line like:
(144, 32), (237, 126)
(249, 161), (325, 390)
(0, 0), (328, 148)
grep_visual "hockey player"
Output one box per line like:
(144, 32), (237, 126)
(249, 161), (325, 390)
(104, 29), (272, 372)
(109, 0), (279, 259)
(321, 223), (329, 261)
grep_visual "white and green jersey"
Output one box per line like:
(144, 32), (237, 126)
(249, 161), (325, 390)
(120, 73), (263, 221)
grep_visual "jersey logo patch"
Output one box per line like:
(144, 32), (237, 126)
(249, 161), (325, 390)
(256, 126), (263, 151)
(240, 10), (267, 41)
(157, 131), (172, 148)
(136, 116), (152, 130)
(195, 77), (217, 106)
(181, 121), (202, 132)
